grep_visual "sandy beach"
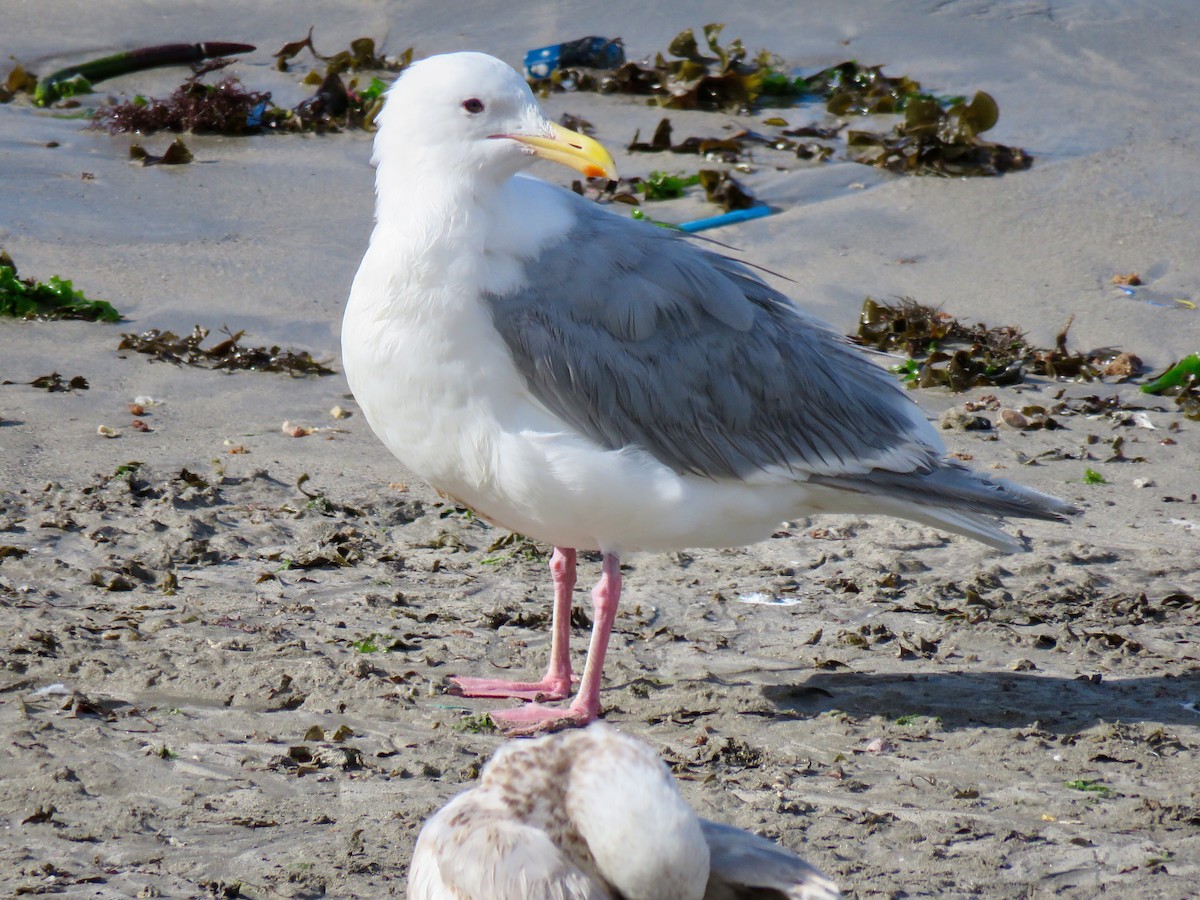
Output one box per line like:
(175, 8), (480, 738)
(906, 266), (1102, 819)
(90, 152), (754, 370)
(2, 1), (1198, 896)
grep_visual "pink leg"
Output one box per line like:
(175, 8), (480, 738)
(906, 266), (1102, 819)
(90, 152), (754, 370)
(449, 547), (577, 701)
(491, 552), (621, 734)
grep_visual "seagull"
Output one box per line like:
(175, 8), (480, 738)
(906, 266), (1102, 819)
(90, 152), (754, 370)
(341, 52), (1075, 733)
(408, 723), (842, 899)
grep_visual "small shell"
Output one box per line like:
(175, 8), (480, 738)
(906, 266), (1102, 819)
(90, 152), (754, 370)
(998, 408), (1029, 429)
(97, 425), (119, 438)
(282, 421), (314, 437)
(862, 737), (894, 755)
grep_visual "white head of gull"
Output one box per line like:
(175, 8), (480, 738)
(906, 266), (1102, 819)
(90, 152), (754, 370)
(342, 52), (1075, 733)
(408, 723), (842, 899)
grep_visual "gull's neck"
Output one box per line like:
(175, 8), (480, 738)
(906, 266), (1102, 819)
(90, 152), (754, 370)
(376, 164), (489, 237)
(372, 139), (529, 237)
(365, 150), (577, 312)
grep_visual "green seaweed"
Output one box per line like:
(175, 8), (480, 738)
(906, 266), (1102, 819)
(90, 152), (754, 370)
(1065, 778), (1112, 795)
(1141, 354), (1200, 420)
(358, 76), (389, 102)
(456, 713), (498, 734)
(351, 635), (381, 654)
(0, 258), (120, 322)
(641, 170), (701, 200)
(1141, 354), (1200, 393)
(767, 60), (968, 119)
(629, 208), (678, 228)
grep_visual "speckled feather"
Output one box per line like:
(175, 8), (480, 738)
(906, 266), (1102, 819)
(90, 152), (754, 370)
(407, 724), (842, 900)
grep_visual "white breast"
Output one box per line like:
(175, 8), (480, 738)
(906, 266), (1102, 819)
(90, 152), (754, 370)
(341, 175), (822, 554)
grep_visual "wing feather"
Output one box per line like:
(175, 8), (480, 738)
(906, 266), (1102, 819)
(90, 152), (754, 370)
(409, 792), (612, 900)
(485, 196), (935, 480)
(701, 819), (842, 900)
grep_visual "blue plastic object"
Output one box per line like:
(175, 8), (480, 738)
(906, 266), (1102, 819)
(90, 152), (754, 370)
(524, 37), (625, 80)
(677, 206), (772, 233)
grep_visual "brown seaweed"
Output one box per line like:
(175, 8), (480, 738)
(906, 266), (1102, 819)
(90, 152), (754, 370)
(94, 71), (386, 135)
(95, 76), (271, 134)
(129, 137), (194, 165)
(539, 24), (1028, 177)
(698, 170), (756, 211)
(272, 28), (411, 76)
(627, 117), (747, 162)
(534, 24), (768, 113)
(570, 166), (754, 213)
(846, 92), (1031, 177)
(0, 63), (38, 103)
(855, 298), (1118, 392)
(93, 31), (409, 137)
(788, 61), (929, 116)
(2, 373), (90, 392)
(118, 325), (335, 376)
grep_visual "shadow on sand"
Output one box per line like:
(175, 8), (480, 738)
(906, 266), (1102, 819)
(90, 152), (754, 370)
(764, 669), (1200, 733)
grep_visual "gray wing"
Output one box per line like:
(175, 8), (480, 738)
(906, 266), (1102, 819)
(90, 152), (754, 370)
(700, 820), (842, 900)
(485, 194), (935, 481)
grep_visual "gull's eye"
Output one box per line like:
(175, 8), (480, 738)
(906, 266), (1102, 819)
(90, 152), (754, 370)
(462, 98), (485, 114)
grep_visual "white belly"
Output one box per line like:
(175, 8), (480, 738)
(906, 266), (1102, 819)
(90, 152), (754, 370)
(342, 245), (823, 555)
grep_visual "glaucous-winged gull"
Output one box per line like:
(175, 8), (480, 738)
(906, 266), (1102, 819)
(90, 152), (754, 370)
(342, 52), (1074, 733)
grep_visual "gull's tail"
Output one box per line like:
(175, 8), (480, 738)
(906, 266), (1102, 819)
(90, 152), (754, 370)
(809, 460), (1079, 552)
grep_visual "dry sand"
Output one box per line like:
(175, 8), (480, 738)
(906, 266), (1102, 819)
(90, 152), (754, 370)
(1, 1), (1198, 896)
